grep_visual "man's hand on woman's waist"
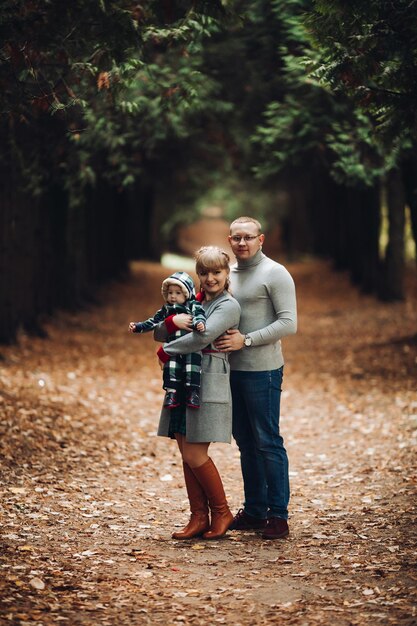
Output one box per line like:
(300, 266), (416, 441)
(214, 328), (244, 352)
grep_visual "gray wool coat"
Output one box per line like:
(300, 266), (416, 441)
(155, 291), (241, 443)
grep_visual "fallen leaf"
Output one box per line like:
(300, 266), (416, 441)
(29, 577), (45, 590)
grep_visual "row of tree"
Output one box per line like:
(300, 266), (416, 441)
(1, 0), (416, 343)
(0, 0), (226, 342)
(251, 0), (417, 300)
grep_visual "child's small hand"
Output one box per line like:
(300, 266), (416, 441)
(195, 322), (206, 332)
(128, 322), (136, 332)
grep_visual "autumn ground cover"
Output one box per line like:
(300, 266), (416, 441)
(0, 254), (416, 626)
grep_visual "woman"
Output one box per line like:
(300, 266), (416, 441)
(155, 246), (241, 540)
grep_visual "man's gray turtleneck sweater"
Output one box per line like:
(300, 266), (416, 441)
(229, 249), (297, 371)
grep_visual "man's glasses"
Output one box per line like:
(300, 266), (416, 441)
(230, 235), (260, 243)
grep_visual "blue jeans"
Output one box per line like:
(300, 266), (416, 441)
(230, 367), (289, 520)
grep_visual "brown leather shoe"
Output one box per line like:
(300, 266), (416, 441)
(229, 508), (266, 531)
(191, 458), (233, 540)
(172, 512), (210, 540)
(262, 517), (289, 540)
(172, 463), (209, 540)
(204, 508), (233, 540)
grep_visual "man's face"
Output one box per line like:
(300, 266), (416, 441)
(228, 222), (264, 261)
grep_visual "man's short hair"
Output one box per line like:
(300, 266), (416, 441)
(230, 216), (262, 234)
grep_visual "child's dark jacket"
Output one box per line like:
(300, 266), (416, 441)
(132, 271), (206, 336)
(133, 300), (205, 335)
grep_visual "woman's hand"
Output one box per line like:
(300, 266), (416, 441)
(173, 313), (193, 330)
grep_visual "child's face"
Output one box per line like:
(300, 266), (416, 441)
(166, 285), (186, 305)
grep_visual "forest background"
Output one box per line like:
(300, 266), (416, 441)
(1, 0), (417, 341)
(1, 3), (416, 624)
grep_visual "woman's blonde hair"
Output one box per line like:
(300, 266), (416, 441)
(194, 246), (231, 292)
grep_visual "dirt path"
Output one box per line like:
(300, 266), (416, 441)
(1, 259), (416, 626)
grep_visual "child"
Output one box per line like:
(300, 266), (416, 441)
(129, 271), (206, 409)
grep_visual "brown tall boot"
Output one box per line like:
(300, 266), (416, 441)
(172, 462), (210, 539)
(192, 458), (233, 540)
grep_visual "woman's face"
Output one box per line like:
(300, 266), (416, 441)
(198, 268), (229, 300)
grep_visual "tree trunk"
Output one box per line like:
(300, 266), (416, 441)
(285, 170), (314, 259)
(126, 181), (156, 260)
(379, 169), (406, 301)
(0, 161), (17, 343)
(331, 185), (353, 272)
(402, 151), (417, 268)
(363, 185), (381, 294)
(46, 184), (69, 310)
(310, 165), (336, 257)
(316, 179), (380, 294)
(352, 185), (380, 294)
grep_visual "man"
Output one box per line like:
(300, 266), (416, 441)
(214, 216), (297, 539)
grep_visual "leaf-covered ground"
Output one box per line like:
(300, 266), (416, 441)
(1, 257), (416, 626)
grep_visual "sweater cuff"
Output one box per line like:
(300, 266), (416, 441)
(157, 346), (170, 364)
(164, 315), (178, 335)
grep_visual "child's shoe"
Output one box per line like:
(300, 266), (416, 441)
(164, 390), (180, 409)
(186, 389), (200, 409)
